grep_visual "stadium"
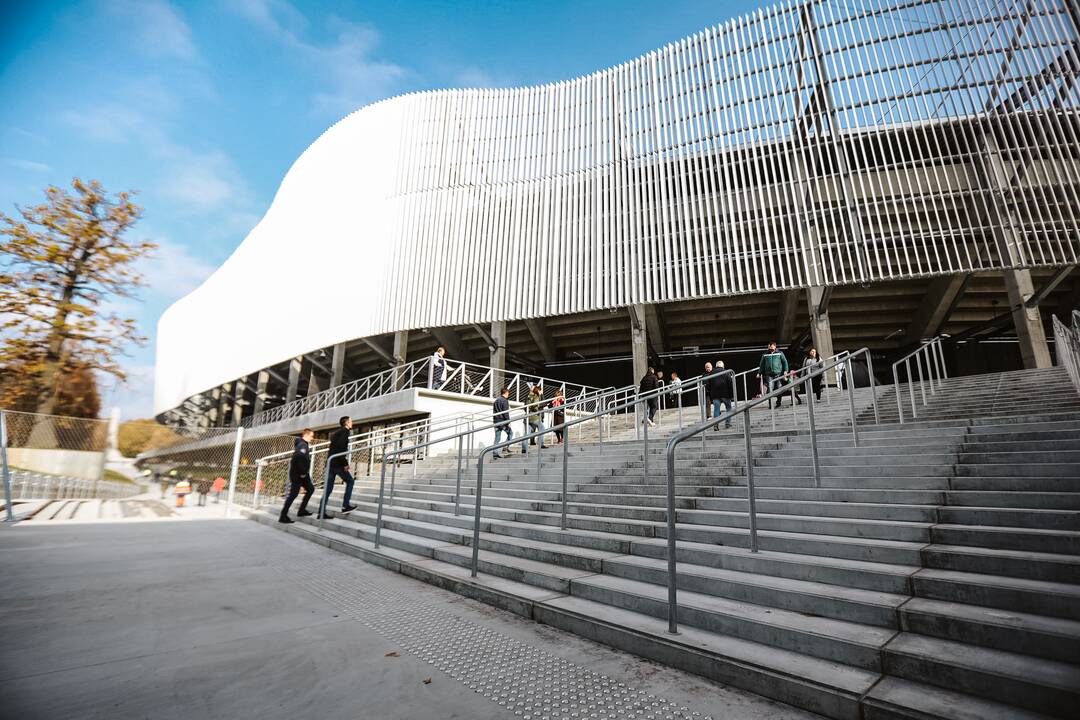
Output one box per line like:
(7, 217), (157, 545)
(154, 0), (1080, 434)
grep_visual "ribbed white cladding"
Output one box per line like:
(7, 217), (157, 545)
(155, 0), (1080, 414)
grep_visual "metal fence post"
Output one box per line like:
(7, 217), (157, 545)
(743, 413), (759, 552)
(2, 412), (13, 522)
(845, 356), (859, 447)
(471, 454), (487, 578)
(561, 428), (569, 531)
(665, 439), (679, 635)
(225, 426), (244, 518)
(805, 377), (820, 488)
(454, 434), (463, 517)
(643, 401), (649, 482)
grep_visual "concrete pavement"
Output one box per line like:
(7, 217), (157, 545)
(0, 518), (820, 720)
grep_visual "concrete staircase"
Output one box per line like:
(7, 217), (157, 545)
(253, 366), (1080, 719)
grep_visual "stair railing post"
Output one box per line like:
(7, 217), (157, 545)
(643, 401), (649, 482)
(699, 384), (706, 454)
(805, 376), (820, 488)
(916, 350), (927, 406)
(1, 411), (13, 522)
(677, 388), (683, 431)
(906, 358), (918, 419)
(389, 436), (402, 505)
(893, 365), (905, 424)
(790, 382), (798, 429)
(743, 411), (759, 553)
(665, 434), (679, 635)
(561, 426), (569, 531)
(374, 460), (388, 548)
(866, 353), (880, 424)
(454, 433), (463, 517)
(936, 338), (948, 379)
(471, 452), (487, 577)
(846, 356), (859, 447)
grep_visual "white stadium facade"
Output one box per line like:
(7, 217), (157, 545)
(155, 0), (1080, 432)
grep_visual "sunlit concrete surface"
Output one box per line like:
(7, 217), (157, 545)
(0, 519), (819, 720)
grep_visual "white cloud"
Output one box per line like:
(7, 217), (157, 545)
(5, 158), (52, 172)
(230, 0), (410, 118)
(108, 0), (199, 61)
(139, 237), (219, 301)
(158, 151), (241, 213)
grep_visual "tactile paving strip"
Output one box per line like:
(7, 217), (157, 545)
(272, 540), (713, 720)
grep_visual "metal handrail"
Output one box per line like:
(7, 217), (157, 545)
(661, 348), (878, 633)
(1052, 310), (1080, 395)
(891, 336), (947, 423)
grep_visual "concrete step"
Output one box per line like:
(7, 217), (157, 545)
(883, 633), (1080, 717)
(923, 544), (1080, 584)
(863, 676), (1057, 720)
(912, 569), (1080, 620)
(898, 597), (1080, 663)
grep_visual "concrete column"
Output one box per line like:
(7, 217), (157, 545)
(232, 377), (247, 427)
(207, 387), (221, 427)
(285, 357), (302, 404)
(489, 321), (506, 397)
(805, 286), (836, 384)
(629, 304), (648, 384)
(252, 370), (270, 417)
(393, 330), (409, 389)
(331, 342), (346, 387)
(217, 383), (233, 427)
(306, 369), (322, 398)
(1004, 268), (1052, 369)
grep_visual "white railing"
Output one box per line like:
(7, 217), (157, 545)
(1052, 310), (1080, 396)
(242, 355), (607, 429)
(9, 470), (139, 501)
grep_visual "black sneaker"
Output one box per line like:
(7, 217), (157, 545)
(341, 505), (357, 513)
(320, 512), (335, 520)
(278, 516), (294, 524)
(492, 454), (502, 460)
(297, 509), (313, 517)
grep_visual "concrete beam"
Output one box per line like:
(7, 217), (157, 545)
(330, 342), (346, 388)
(628, 305), (648, 383)
(642, 304), (667, 356)
(1004, 268), (1052, 369)
(522, 317), (557, 363)
(362, 337), (396, 367)
(489, 321), (506, 397)
(776, 290), (800, 344)
(904, 273), (969, 341)
(1026, 264), (1074, 308)
(428, 326), (474, 363)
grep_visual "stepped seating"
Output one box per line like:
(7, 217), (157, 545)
(254, 366), (1080, 719)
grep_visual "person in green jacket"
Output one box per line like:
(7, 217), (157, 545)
(758, 341), (790, 409)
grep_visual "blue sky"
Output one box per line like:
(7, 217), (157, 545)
(1, 0), (758, 419)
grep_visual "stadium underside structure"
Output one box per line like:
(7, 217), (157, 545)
(155, 0), (1080, 432)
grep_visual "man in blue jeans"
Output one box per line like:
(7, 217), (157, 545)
(706, 361), (735, 429)
(322, 416), (356, 519)
(492, 387), (514, 459)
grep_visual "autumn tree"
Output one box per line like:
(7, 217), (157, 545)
(0, 179), (155, 419)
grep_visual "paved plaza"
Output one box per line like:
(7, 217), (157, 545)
(0, 518), (819, 719)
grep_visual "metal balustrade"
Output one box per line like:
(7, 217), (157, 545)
(9, 470), (139, 501)
(662, 349), (878, 633)
(1052, 309), (1080, 395)
(891, 337), (948, 423)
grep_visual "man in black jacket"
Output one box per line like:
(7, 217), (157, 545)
(492, 387), (514, 459)
(705, 361), (735, 429)
(322, 416), (356, 519)
(640, 367), (658, 427)
(280, 428), (315, 524)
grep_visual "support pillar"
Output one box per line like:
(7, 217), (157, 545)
(629, 305), (648, 384)
(252, 370), (270, 417)
(331, 342), (346, 387)
(393, 330), (409, 389)
(286, 357), (302, 404)
(232, 376), (247, 427)
(217, 383), (233, 427)
(1004, 269), (1052, 369)
(207, 387), (221, 427)
(489, 321), (506, 396)
(805, 286), (836, 384)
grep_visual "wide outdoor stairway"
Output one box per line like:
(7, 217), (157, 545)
(255, 366), (1080, 720)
